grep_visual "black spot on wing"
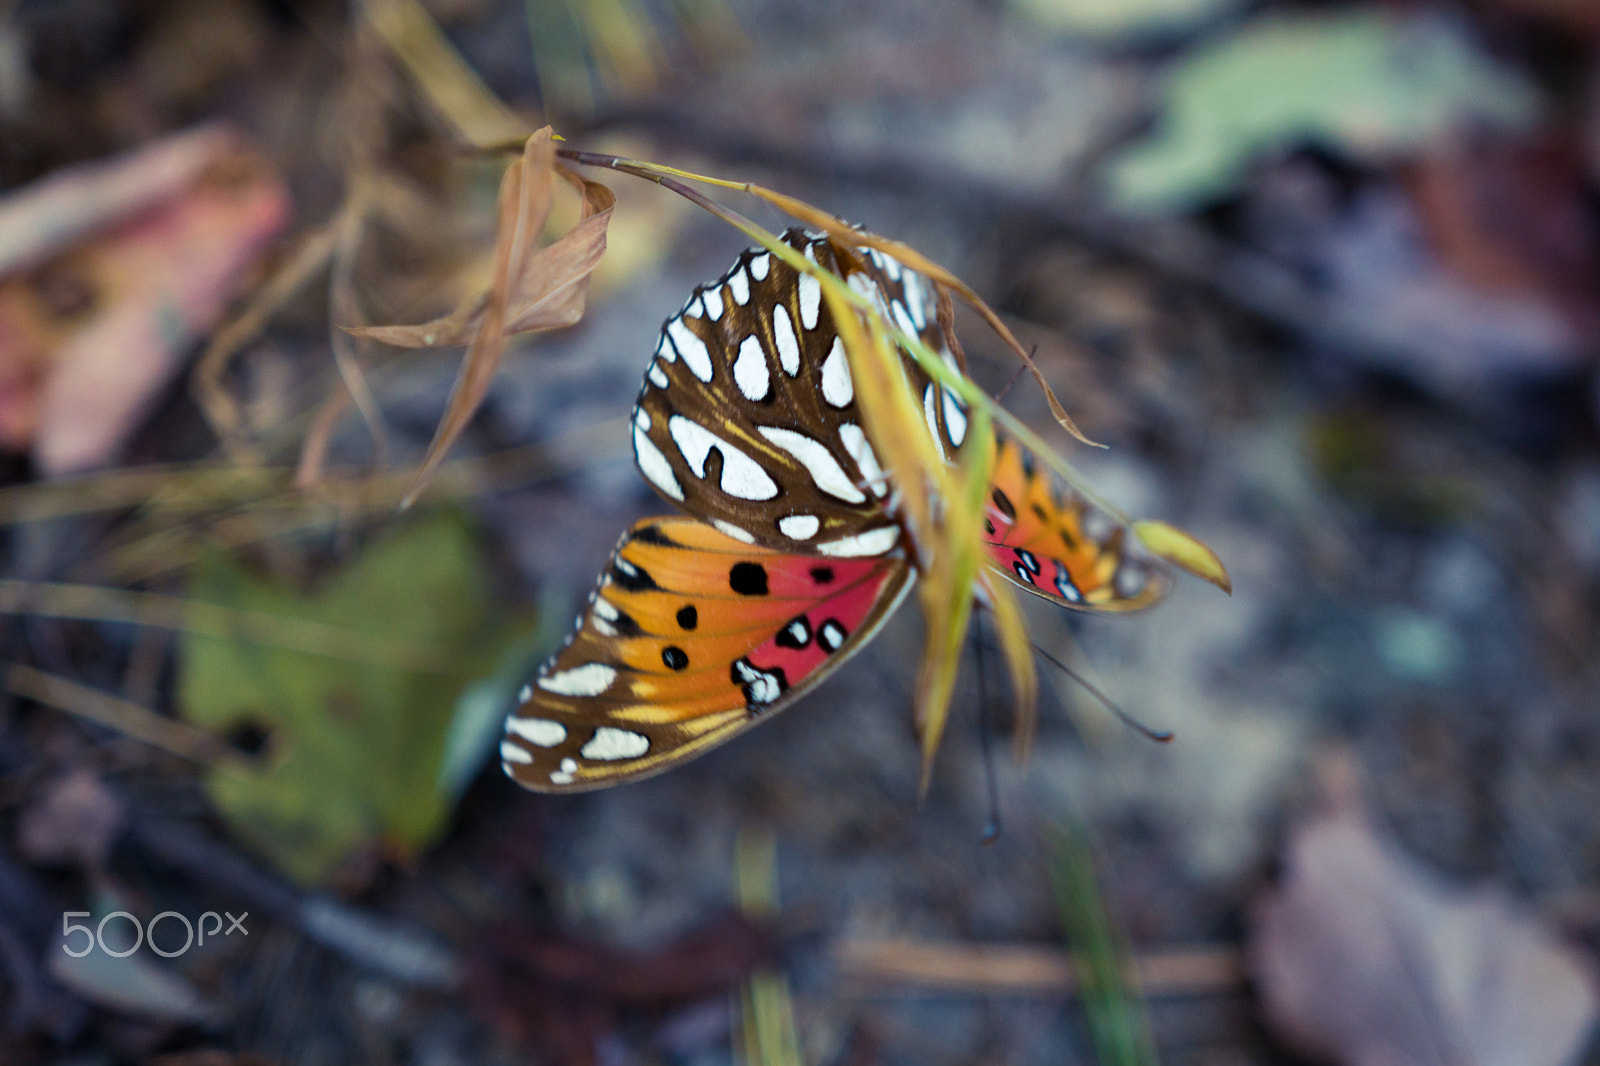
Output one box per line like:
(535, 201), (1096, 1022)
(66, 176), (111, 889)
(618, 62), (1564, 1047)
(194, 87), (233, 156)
(991, 488), (1017, 522)
(662, 645), (689, 670)
(730, 562), (769, 596)
(809, 566), (835, 585)
(628, 525), (679, 548)
(676, 605), (698, 630)
(611, 560), (658, 592)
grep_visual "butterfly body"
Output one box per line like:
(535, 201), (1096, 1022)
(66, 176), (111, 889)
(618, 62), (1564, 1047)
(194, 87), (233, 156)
(504, 229), (1158, 792)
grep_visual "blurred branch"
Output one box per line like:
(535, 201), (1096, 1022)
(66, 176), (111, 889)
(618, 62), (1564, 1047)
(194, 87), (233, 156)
(359, 0), (530, 147)
(833, 939), (1242, 997)
(124, 813), (460, 988)
(5, 664), (229, 763)
(0, 579), (457, 670)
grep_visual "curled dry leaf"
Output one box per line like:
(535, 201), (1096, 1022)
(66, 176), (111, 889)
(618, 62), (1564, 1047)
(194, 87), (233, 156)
(0, 125), (289, 473)
(1250, 749), (1599, 1066)
(346, 128), (614, 506)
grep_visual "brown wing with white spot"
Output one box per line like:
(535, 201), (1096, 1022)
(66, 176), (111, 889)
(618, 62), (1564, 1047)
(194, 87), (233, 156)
(502, 516), (914, 792)
(630, 229), (969, 559)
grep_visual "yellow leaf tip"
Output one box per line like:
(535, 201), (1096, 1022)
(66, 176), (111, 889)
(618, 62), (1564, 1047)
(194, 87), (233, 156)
(1133, 520), (1231, 594)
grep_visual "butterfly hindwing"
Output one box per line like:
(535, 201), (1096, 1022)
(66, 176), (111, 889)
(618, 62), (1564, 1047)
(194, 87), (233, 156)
(982, 437), (1163, 612)
(630, 230), (967, 560)
(502, 517), (914, 791)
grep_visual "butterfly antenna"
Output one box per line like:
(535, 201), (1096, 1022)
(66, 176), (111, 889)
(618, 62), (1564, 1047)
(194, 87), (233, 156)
(974, 614), (1004, 845)
(1031, 641), (1174, 743)
(993, 349), (1035, 404)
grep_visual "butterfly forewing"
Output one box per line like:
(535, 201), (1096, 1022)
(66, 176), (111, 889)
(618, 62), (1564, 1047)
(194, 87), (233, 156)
(502, 517), (914, 792)
(982, 438), (1164, 612)
(631, 230), (968, 560)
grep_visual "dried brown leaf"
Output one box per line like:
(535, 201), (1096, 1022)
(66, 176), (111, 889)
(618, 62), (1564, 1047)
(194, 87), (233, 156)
(1250, 749), (1599, 1066)
(342, 293), (485, 349)
(399, 130), (556, 507)
(502, 166), (614, 333)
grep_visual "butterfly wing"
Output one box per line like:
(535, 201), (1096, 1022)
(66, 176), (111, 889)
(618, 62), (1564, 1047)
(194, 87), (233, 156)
(630, 229), (968, 560)
(982, 437), (1164, 612)
(502, 516), (914, 792)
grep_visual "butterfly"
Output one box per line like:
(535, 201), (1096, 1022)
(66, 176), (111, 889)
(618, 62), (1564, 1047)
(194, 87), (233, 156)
(501, 229), (1162, 791)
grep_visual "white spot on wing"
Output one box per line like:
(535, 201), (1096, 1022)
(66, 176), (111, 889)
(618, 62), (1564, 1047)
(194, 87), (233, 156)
(772, 305), (801, 376)
(923, 384), (941, 443)
(749, 253), (770, 280)
(701, 286), (724, 321)
(799, 274), (822, 329)
(538, 663), (617, 697)
(517, 683), (533, 703)
(655, 334), (675, 362)
(669, 415), (779, 501)
(648, 362), (669, 387)
(757, 426), (866, 503)
(838, 422), (886, 496)
(890, 299), (917, 338)
(734, 660), (782, 705)
(635, 423), (684, 501)
(507, 717), (568, 747)
(713, 519), (757, 544)
(728, 269), (750, 305)
(902, 271), (928, 329)
(816, 526), (901, 557)
(581, 727), (650, 761)
(667, 318), (713, 382)
(500, 740), (533, 764)
(820, 338), (853, 407)
(733, 335), (770, 401)
(779, 514), (820, 540)
(942, 388), (968, 447)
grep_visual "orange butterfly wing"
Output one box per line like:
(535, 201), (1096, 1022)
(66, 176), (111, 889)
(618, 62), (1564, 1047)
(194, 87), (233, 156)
(981, 437), (1163, 612)
(502, 517), (913, 792)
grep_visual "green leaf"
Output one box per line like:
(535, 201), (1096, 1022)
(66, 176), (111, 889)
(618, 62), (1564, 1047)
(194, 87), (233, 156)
(1103, 10), (1540, 212)
(179, 511), (516, 886)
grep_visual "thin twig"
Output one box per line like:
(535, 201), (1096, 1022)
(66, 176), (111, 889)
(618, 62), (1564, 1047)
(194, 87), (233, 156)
(834, 939), (1243, 998)
(5, 664), (229, 763)
(0, 579), (457, 670)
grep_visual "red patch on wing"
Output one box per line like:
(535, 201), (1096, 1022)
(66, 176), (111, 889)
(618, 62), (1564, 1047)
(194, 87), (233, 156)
(746, 559), (901, 684)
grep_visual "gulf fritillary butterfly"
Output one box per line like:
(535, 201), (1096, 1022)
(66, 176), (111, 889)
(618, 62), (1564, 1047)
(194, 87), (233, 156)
(502, 229), (1161, 791)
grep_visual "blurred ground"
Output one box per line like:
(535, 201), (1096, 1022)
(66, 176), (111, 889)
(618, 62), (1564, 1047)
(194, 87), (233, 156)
(1, 0), (1598, 1064)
